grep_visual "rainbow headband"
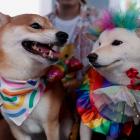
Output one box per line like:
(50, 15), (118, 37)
(89, 3), (140, 37)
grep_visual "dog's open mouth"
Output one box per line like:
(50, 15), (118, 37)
(22, 40), (60, 61)
(92, 60), (121, 68)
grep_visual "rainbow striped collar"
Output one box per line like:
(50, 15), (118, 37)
(0, 77), (47, 126)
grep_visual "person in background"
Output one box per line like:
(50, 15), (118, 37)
(48, 0), (98, 139)
(48, 0), (98, 81)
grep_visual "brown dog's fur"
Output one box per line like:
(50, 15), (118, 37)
(0, 12), (73, 140)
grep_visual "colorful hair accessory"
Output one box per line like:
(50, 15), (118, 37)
(89, 3), (140, 37)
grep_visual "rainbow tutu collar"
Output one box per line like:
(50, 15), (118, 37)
(76, 67), (140, 138)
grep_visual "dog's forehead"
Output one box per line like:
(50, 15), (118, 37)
(11, 14), (52, 27)
(99, 28), (136, 42)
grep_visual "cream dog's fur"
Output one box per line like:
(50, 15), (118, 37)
(0, 12), (69, 140)
(89, 28), (140, 85)
(84, 27), (140, 140)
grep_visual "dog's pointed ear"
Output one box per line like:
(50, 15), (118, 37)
(0, 12), (11, 27)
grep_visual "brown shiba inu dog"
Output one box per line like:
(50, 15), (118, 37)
(0, 12), (69, 140)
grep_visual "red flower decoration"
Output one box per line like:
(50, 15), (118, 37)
(65, 57), (83, 73)
(126, 68), (139, 78)
(46, 65), (65, 82)
(126, 68), (140, 90)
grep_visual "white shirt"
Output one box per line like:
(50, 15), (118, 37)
(54, 16), (80, 42)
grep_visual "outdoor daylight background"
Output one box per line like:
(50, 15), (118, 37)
(0, 0), (140, 16)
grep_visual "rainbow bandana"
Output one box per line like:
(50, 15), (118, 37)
(76, 67), (140, 138)
(0, 77), (47, 126)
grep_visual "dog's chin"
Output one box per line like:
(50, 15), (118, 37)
(22, 40), (61, 62)
(91, 60), (122, 69)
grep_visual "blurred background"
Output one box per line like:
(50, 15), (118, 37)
(0, 0), (139, 16)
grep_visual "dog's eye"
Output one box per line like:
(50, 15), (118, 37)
(99, 42), (101, 46)
(30, 23), (42, 29)
(112, 40), (123, 46)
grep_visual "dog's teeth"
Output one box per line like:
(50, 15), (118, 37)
(32, 46), (37, 50)
(48, 50), (53, 58)
(43, 53), (47, 57)
(48, 43), (54, 48)
(34, 47), (39, 51)
(32, 41), (36, 46)
(53, 46), (57, 51)
(49, 43), (52, 47)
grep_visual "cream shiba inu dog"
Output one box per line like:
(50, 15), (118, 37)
(87, 27), (140, 140)
(0, 12), (68, 140)
(88, 27), (140, 85)
(77, 6), (140, 140)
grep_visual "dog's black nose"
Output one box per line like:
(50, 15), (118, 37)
(56, 31), (68, 45)
(87, 53), (98, 63)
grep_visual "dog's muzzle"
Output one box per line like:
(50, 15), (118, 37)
(22, 31), (68, 61)
(87, 53), (103, 68)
